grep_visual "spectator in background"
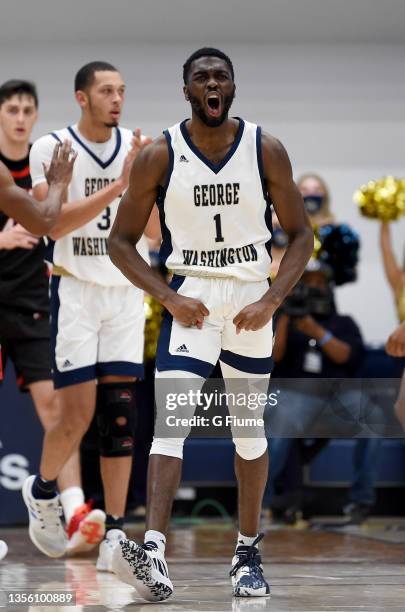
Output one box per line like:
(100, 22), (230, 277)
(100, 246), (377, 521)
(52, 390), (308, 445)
(270, 210), (288, 279)
(268, 173), (380, 522)
(380, 222), (405, 427)
(264, 259), (381, 524)
(0, 80), (82, 526)
(297, 173), (335, 227)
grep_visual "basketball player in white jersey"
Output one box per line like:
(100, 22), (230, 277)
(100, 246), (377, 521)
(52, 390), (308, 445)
(22, 61), (159, 567)
(108, 48), (313, 600)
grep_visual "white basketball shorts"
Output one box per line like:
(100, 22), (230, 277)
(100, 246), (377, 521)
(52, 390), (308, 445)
(156, 274), (273, 376)
(50, 275), (145, 388)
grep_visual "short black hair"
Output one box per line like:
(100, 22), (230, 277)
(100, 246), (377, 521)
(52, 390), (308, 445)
(183, 47), (234, 84)
(74, 61), (118, 92)
(0, 79), (38, 108)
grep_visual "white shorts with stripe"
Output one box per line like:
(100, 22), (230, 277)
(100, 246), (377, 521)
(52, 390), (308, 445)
(50, 275), (145, 388)
(156, 274), (273, 376)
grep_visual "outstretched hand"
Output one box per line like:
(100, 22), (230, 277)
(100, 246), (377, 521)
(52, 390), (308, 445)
(44, 140), (77, 188)
(120, 128), (153, 189)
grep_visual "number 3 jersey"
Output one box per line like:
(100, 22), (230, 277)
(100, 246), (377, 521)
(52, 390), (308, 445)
(30, 125), (149, 286)
(158, 118), (272, 282)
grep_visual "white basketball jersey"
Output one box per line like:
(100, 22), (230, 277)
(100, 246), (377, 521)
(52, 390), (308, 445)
(159, 119), (272, 282)
(30, 125), (149, 286)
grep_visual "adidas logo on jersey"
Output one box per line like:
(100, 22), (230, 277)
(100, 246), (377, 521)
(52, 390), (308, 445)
(179, 155), (189, 163)
(62, 359), (73, 369)
(175, 344), (189, 353)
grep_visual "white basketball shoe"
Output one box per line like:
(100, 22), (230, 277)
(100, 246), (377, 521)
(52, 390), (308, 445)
(112, 539), (173, 601)
(96, 529), (127, 572)
(230, 534), (270, 597)
(22, 475), (66, 558)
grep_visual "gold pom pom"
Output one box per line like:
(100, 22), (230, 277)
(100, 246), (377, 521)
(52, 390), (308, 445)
(354, 176), (405, 221)
(312, 225), (322, 259)
(143, 295), (163, 362)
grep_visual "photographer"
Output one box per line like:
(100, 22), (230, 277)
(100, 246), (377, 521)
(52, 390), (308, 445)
(273, 259), (363, 378)
(264, 260), (380, 523)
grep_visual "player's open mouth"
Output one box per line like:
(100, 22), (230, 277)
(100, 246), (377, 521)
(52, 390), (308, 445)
(206, 93), (222, 118)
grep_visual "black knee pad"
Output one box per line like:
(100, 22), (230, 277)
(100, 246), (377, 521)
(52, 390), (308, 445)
(96, 382), (137, 457)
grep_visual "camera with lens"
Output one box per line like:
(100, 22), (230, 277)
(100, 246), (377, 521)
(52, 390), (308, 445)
(282, 282), (334, 318)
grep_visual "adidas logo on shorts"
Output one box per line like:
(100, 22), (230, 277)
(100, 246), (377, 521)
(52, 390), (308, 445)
(179, 155), (189, 163)
(175, 344), (189, 353)
(62, 359), (73, 368)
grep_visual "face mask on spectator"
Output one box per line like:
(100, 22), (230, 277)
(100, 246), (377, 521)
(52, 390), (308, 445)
(303, 194), (324, 215)
(272, 227), (289, 249)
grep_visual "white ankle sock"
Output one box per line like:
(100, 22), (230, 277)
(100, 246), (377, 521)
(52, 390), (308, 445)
(144, 529), (166, 554)
(236, 532), (258, 550)
(60, 486), (85, 523)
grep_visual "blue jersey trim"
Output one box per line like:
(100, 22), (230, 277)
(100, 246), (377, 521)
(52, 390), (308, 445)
(157, 130), (174, 265)
(45, 238), (55, 263)
(220, 349), (274, 374)
(256, 126), (271, 204)
(97, 361), (144, 379)
(156, 274), (215, 377)
(256, 126), (273, 262)
(53, 365), (97, 389)
(67, 126), (122, 169)
(50, 132), (62, 144)
(50, 275), (96, 388)
(162, 129), (174, 191)
(50, 275), (60, 381)
(50, 276), (144, 387)
(180, 117), (245, 174)
(156, 315), (214, 377)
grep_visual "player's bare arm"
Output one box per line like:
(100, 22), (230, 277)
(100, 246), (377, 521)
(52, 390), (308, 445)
(109, 136), (209, 328)
(233, 132), (313, 333)
(0, 141), (76, 236)
(33, 130), (146, 240)
(380, 222), (404, 294)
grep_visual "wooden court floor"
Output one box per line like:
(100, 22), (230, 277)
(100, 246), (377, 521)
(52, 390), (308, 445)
(1, 522), (405, 611)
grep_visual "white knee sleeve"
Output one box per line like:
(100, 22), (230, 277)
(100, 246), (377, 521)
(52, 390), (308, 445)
(150, 436), (185, 459)
(153, 370), (205, 459)
(233, 437), (268, 461)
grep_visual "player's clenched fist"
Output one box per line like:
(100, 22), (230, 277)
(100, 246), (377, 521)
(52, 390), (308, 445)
(233, 299), (275, 334)
(164, 293), (209, 329)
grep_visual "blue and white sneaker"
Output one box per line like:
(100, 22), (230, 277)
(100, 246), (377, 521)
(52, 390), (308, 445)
(22, 475), (66, 558)
(112, 539), (173, 602)
(230, 533), (270, 597)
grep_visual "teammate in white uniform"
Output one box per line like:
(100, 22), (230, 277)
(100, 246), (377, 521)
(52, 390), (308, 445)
(109, 48), (313, 600)
(22, 61), (159, 567)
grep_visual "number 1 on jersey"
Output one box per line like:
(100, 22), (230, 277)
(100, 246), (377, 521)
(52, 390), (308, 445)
(213, 213), (224, 243)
